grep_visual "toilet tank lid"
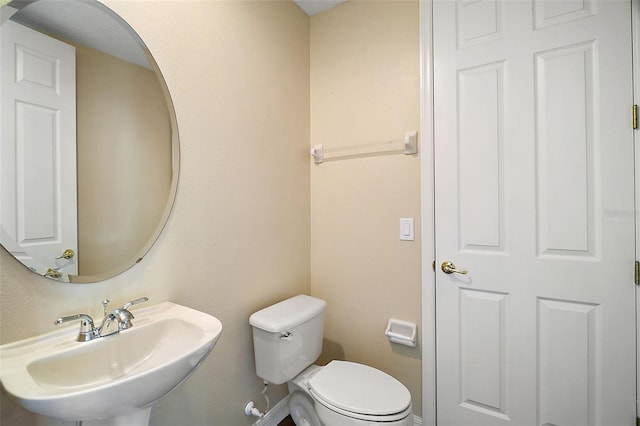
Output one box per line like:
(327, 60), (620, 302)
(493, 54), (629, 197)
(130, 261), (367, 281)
(249, 295), (326, 333)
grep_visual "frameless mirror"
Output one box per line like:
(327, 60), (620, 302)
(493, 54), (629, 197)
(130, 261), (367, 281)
(0, 0), (179, 283)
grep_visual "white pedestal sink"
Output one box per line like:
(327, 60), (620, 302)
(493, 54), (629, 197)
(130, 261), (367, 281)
(0, 302), (222, 425)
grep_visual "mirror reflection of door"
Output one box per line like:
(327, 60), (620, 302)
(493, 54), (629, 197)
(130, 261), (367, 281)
(1, 1), (175, 283)
(1, 19), (78, 279)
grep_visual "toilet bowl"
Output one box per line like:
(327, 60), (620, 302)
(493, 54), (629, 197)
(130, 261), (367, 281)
(249, 295), (413, 426)
(288, 363), (413, 426)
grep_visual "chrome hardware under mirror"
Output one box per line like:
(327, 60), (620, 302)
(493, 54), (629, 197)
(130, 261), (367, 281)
(0, 0), (179, 283)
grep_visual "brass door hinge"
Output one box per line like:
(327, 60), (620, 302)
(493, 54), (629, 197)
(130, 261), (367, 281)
(635, 261), (640, 285)
(633, 105), (638, 129)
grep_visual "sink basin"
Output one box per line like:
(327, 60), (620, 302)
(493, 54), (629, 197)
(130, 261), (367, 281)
(0, 302), (222, 422)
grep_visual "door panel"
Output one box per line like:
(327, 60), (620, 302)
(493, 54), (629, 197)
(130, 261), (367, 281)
(434, 0), (635, 425)
(537, 298), (598, 426)
(459, 288), (508, 419)
(458, 61), (505, 252)
(535, 42), (596, 257)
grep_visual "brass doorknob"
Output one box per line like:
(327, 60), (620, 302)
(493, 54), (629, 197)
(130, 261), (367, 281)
(441, 261), (467, 275)
(56, 249), (75, 259)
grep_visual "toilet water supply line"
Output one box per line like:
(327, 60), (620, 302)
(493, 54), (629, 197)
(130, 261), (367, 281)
(244, 381), (270, 418)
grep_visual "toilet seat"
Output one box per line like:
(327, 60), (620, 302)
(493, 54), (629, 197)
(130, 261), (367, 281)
(308, 360), (412, 422)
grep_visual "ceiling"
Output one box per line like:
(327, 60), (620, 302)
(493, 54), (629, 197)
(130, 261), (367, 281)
(6, 0), (347, 71)
(8, 0), (151, 69)
(293, 0), (347, 16)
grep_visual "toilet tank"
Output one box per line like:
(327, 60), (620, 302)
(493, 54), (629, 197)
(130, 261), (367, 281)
(249, 295), (326, 385)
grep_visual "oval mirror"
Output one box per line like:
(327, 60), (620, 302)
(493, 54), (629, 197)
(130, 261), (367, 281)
(0, 0), (179, 283)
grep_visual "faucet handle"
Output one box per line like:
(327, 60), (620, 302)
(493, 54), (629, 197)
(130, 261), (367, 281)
(112, 308), (135, 330)
(55, 314), (96, 342)
(122, 296), (148, 310)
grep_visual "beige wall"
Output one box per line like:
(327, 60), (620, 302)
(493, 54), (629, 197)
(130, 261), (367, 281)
(0, 1), (310, 425)
(0, 0), (422, 424)
(74, 42), (172, 277)
(309, 0), (422, 416)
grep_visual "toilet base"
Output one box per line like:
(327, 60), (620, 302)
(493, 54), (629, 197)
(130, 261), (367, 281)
(314, 401), (413, 426)
(288, 391), (322, 426)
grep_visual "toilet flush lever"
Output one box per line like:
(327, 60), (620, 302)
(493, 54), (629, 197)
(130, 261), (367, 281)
(280, 331), (293, 341)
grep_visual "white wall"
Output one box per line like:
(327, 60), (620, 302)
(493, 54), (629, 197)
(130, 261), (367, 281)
(73, 42), (172, 277)
(309, 0), (422, 415)
(0, 1), (310, 424)
(0, 1), (423, 424)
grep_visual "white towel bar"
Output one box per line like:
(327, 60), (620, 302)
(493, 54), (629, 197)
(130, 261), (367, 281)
(311, 131), (417, 164)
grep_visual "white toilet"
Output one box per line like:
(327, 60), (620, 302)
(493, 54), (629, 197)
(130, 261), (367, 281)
(249, 295), (413, 426)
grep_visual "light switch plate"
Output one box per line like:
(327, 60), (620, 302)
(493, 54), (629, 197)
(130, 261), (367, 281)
(399, 218), (414, 241)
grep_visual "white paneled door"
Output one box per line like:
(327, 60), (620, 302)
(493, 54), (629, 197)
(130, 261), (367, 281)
(1, 20), (77, 276)
(433, 0), (635, 425)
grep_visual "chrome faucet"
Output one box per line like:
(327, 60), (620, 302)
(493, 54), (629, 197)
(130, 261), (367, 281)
(55, 297), (148, 342)
(97, 312), (120, 337)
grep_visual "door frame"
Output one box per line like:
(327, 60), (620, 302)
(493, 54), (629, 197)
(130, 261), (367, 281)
(633, 0), (640, 418)
(419, 1), (436, 425)
(420, 0), (639, 424)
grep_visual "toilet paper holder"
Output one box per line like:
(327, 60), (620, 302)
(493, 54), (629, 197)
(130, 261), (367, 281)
(385, 319), (417, 347)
